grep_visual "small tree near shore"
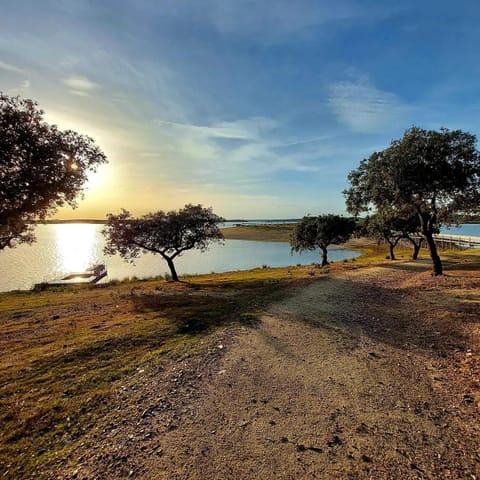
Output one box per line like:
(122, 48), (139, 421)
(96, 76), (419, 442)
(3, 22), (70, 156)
(361, 209), (424, 260)
(345, 127), (480, 275)
(0, 93), (107, 249)
(103, 204), (224, 281)
(291, 214), (356, 267)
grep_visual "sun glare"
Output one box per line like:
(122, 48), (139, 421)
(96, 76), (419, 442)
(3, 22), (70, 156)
(85, 164), (108, 191)
(55, 224), (99, 273)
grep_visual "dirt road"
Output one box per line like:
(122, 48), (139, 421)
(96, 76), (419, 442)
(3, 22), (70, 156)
(57, 262), (480, 479)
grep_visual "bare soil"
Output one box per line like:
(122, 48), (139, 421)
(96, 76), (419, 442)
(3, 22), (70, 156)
(41, 259), (480, 480)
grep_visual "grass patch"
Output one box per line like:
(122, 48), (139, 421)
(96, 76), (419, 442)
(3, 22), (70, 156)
(0, 267), (315, 478)
(222, 224), (295, 242)
(1, 239), (477, 478)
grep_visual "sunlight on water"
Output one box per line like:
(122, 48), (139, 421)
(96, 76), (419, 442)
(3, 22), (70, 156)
(0, 223), (367, 292)
(1, 222), (478, 292)
(54, 224), (99, 273)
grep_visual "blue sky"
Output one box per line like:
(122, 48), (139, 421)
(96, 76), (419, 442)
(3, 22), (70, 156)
(1, 0), (479, 219)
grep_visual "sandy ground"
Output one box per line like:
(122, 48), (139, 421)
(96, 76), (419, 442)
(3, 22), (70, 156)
(50, 261), (480, 480)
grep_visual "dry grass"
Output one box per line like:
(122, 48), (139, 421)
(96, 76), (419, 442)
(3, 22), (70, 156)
(0, 239), (478, 478)
(0, 267), (323, 478)
(222, 223), (296, 242)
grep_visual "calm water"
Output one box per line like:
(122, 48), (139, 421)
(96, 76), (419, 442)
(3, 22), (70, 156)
(0, 224), (359, 292)
(440, 223), (480, 237)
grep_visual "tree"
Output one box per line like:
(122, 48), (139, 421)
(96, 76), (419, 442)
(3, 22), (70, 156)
(103, 204), (224, 281)
(361, 209), (424, 260)
(291, 214), (356, 267)
(0, 93), (107, 249)
(344, 127), (480, 275)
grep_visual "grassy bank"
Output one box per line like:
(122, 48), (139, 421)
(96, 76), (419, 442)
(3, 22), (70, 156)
(222, 223), (296, 242)
(1, 240), (478, 478)
(0, 265), (330, 478)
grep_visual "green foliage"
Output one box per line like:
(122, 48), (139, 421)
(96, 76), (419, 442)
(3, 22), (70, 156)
(0, 93), (107, 249)
(344, 126), (480, 274)
(345, 127), (480, 220)
(291, 214), (356, 266)
(361, 209), (422, 260)
(103, 204), (224, 281)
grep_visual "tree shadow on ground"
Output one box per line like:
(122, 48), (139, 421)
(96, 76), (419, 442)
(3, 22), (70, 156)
(290, 274), (474, 356)
(379, 255), (480, 274)
(376, 259), (432, 272)
(130, 278), (305, 335)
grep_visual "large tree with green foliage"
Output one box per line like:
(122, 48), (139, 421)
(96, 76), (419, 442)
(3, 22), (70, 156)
(103, 204), (224, 281)
(291, 214), (356, 267)
(344, 127), (480, 275)
(0, 93), (107, 249)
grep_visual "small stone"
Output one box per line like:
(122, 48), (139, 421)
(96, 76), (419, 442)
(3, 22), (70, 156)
(327, 435), (343, 447)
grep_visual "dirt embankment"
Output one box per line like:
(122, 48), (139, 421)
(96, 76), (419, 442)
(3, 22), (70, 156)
(46, 260), (479, 479)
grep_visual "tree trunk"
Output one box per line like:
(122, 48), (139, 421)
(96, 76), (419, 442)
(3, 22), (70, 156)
(388, 242), (396, 260)
(417, 211), (442, 275)
(424, 231), (443, 275)
(412, 241), (422, 260)
(165, 256), (179, 281)
(320, 246), (329, 267)
(405, 235), (422, 260)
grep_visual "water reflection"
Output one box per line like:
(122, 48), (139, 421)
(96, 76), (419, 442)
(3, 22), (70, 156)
(54, 224), (99, 273)
(0, 224), (361, 292)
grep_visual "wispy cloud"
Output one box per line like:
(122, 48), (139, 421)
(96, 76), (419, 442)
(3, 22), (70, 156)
(205, 0), (356, 39)
(154, 0), (394, 45)
(8, 78), (31, 95)
(0, 59), (24, 74)
(154, 117), (277, 141)
(63, 75), (99, 96)
(147, 115), (329, 190)
(329, 78), (410, 133)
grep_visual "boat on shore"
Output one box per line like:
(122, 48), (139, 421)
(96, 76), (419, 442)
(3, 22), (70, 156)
(44, 264), (107, 286)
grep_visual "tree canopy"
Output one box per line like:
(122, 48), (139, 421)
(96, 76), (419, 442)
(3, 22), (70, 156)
(0, 93), (107, 249)
(344, 127), (480, 275)
(103, 204), (224, 281)
(291, 214), (356, 267)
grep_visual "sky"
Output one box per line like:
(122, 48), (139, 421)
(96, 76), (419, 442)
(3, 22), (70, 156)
(1, 0), (479, 219)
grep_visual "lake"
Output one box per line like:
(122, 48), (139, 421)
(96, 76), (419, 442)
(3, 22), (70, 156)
(440, 223), (480, 237)
(0, 224), (360, 292)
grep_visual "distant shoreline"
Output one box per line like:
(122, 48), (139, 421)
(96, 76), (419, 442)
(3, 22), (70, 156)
(34, 219), (107, 224)
(35, 217), (480, 225)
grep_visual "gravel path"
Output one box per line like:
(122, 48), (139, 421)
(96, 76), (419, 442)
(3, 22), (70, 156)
(56, 264), (480, 479)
